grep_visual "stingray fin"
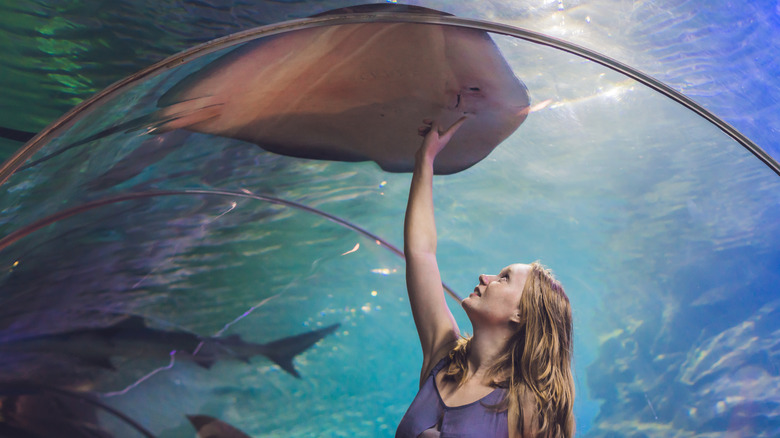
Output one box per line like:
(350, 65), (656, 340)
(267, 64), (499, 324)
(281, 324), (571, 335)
(153, 99), (223, 133)
(311, 4), (452, 17)
(261, 323), (340, 378)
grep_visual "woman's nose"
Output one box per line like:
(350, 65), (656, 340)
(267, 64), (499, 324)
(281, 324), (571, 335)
(479, 274), (494, 285)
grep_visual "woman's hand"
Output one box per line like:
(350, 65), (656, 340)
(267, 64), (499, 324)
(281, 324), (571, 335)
(416, 116), (468, 163)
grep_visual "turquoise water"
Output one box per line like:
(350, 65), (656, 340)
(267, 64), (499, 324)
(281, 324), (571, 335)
(1, 3), (780, 438)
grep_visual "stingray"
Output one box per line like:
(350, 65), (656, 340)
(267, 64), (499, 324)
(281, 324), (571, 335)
(21, 4), (530, 177)
(152, 4), (530, 175)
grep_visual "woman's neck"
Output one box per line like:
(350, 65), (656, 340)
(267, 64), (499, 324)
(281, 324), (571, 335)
(466, 326), (512, 380)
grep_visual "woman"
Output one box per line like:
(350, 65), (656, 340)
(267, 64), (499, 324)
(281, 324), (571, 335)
(395, 118), (575, 438)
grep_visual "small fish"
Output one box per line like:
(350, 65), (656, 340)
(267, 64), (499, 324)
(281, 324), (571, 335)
(188, 415), (251, 438)
(0, 316), (339, 378)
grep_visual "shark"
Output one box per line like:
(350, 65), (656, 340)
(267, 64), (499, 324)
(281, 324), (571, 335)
(0, 316), (339, 378)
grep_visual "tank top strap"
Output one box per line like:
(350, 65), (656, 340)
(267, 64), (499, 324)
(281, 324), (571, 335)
(429, 355), (451, 377)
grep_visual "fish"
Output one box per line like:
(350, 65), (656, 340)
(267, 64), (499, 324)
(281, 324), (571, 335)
(154, 3), (530, 175)
(0, 316), (340, 378)
(20, 4), (529, 178)
(188, 415), (251, 438)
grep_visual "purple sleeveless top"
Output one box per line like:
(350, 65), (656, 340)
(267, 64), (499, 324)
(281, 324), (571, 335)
(396, 357), (508, 438)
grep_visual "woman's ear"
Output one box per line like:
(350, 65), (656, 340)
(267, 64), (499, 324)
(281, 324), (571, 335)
(510, 312), (522, 324)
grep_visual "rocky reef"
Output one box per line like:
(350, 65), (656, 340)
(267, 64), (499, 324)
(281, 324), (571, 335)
(585, 249), (780, 437)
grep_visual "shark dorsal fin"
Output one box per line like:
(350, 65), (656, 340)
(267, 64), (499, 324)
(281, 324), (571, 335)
(311, 4), (452, 18)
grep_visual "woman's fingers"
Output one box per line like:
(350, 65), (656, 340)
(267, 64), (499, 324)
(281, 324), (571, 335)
(418, 118), (434, 136)
(418, 117), (467, 134)
(417, 117), (468, 141)
(441, 116), (468, 139)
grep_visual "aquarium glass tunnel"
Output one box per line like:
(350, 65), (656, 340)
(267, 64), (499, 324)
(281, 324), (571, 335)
(0, 2), (778, 437)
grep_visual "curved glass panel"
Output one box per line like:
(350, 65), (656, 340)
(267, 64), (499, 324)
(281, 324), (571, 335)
(1, 13), (778, 438)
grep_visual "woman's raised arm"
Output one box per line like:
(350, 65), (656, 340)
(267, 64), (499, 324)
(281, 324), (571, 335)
(404, 117), (468, 384)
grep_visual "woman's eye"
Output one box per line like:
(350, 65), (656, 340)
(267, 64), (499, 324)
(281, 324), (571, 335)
(500, 277), (508, 282)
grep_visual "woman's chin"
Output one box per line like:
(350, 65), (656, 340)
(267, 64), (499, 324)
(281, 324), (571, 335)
(461, 296), (476, 312)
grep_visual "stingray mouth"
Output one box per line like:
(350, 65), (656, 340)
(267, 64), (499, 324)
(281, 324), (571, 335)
(452, 86), (484, 112)
(453, 92), (471, 114)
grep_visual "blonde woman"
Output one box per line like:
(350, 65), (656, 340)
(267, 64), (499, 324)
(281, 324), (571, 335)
(396, 118), (575, 438)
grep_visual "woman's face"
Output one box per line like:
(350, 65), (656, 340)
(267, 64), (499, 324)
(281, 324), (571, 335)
(462, 263), (531, 326)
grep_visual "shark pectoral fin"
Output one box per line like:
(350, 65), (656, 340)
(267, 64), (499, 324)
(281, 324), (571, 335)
(261, 323), (340, 378)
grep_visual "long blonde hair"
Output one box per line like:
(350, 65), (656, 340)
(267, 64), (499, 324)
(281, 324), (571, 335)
(445, 262), (575, 438)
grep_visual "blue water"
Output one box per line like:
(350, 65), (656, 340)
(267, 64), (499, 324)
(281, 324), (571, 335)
(1, 2), (779, 437)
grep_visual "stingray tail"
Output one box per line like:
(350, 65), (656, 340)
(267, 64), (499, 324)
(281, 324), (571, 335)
(0, 126), (36, 142)
(18, 113), (157, 171)
(18, 100), (222, 172)
(259, 323), (340, 378)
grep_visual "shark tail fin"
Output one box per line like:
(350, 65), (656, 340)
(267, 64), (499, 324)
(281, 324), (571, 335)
(261, 323), (340, 378)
